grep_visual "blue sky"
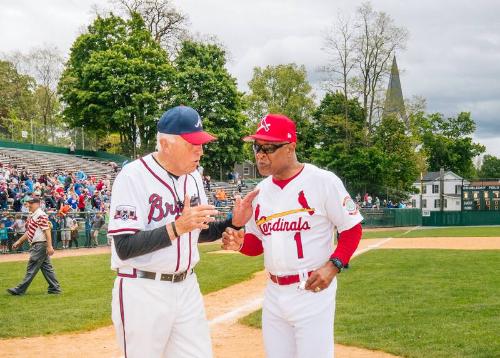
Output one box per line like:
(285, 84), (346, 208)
(1, 0), (499, 157)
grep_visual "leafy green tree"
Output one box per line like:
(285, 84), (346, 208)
(311, 92), (383, 195)
(0, 60), (37, 128)
(169, 40), (246, 177)
(372, 115), (419, 200)
(244, 64), (316, 161)
(478, 155), (500, 178)
(412, 112), (485, 178)
(58, 12), (173, 156)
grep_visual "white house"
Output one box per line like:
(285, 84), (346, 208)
(410, 171), (469, 211)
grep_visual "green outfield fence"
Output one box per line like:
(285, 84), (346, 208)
(422, 211), (500, 226)
(360, 208), (422, 227)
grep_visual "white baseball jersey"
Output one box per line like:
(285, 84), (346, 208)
(108, 153), (207, 273)
(245, 163), (363, 275)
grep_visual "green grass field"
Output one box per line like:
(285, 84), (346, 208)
(240, 249), (500, 358)
(362, 225), (500, 239)
(0, 244), (263, 338)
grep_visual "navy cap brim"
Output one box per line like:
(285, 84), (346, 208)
(180, 131), (217, 145)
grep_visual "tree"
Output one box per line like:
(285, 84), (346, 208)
(311, 92), (382, 195)
(0, 60), (37, 138)
(414, 112), (485, 178)
(372, 115), (420, 200)
(478, 155), (500, 178)
(169, 40), (246, 177)
(354, 2), (408, 132)
(58, 12), (173, 156)
(245, 64), (316, 161)
(24, 46), (64, 142)
(113, 0), (189, 57)
(322, 15), (357, 135)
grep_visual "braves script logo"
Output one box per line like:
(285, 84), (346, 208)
(255, 191), (315, 235)
(115, 205), (138, 221)
(147, 193), (181, 224)
(257, 117), (271, 132)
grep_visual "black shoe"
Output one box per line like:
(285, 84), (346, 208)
(6, 288), (22, 296)
(48, 290), (62, 295)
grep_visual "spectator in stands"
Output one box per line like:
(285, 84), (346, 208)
(66, 193), (78, 210)
(78, 190), (87, 212)
(69, 218), (79, 248)
(48, 213), (59, 249)
(374, 197), (380, 208)
(204, 175), (211, 192)
(91, 191), (101, 211)
(75, 170), (87, 182)
(0, 187), (8, 210)
(59, 208), (73, 249)
(90, 212), (105, 247)
(0, 222), (8, 253)
(12, 214), (26, 250)
(69, 141), (76, 154)
(215, 188), (228, 207)
(64, 172), (73, 191)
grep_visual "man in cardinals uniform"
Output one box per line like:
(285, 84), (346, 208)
(222, 114), (363, 357)
(108, 105), (257, 358)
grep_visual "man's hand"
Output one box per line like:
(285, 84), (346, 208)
(304, 261), (339, 292)
(174, 195), (219, 236)
(221, 227), (244, 251)
(12, 240), (21, 250)
(47, 245), (55, 256)
(231, 189), (259, 227)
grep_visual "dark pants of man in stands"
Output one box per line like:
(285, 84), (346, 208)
(10, 242), (61, 294)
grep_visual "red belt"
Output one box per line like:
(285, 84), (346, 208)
(269, 271), (313, 285)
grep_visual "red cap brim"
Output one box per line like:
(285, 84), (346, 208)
(243, 134), (294, 142)
(180, 131), (217, 145)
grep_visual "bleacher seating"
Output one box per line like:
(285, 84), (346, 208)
(0, 147), (117, 180)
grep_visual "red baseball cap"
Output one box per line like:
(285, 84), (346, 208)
(243, 114), (297, 143)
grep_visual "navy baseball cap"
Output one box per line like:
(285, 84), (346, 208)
(157, 106), (217, 145)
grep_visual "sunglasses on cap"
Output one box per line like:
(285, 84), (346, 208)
(252, 142), (289, 155)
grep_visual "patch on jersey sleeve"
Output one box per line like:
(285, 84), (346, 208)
(114, 205), (138, 221)
(342, 196), (359, 216)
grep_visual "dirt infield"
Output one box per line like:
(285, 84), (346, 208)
(1, 236), (499, 358)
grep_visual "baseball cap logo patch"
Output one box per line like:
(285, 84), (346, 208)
(195, 116), (202, 128)
(258, 117), (271, 132)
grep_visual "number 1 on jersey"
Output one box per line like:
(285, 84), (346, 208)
(294, 232), (304, 259)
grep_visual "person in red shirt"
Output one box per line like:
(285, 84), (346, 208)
(78, 190), (87, 212)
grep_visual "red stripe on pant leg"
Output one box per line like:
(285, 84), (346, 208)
(175, 237), (181, 271)
(119, 278), (127, 358)
(187, 232), (192, 271)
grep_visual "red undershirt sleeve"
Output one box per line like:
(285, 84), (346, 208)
(330, 223), (362, 265)
(239, 233), (264, 256)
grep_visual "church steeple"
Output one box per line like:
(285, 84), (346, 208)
(383, 56), (407, 125)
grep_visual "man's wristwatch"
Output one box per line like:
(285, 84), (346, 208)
(329, 257), (344, 273)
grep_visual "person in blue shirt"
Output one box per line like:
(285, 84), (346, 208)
(25, 178), (34, 193)
(66, 195), (78, 210)
(0, 222), (9, 253)
(74, 182), (83, 196)
(75, 171), (87, 181)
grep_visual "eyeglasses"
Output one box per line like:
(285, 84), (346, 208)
(252, 142), (289, 155)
